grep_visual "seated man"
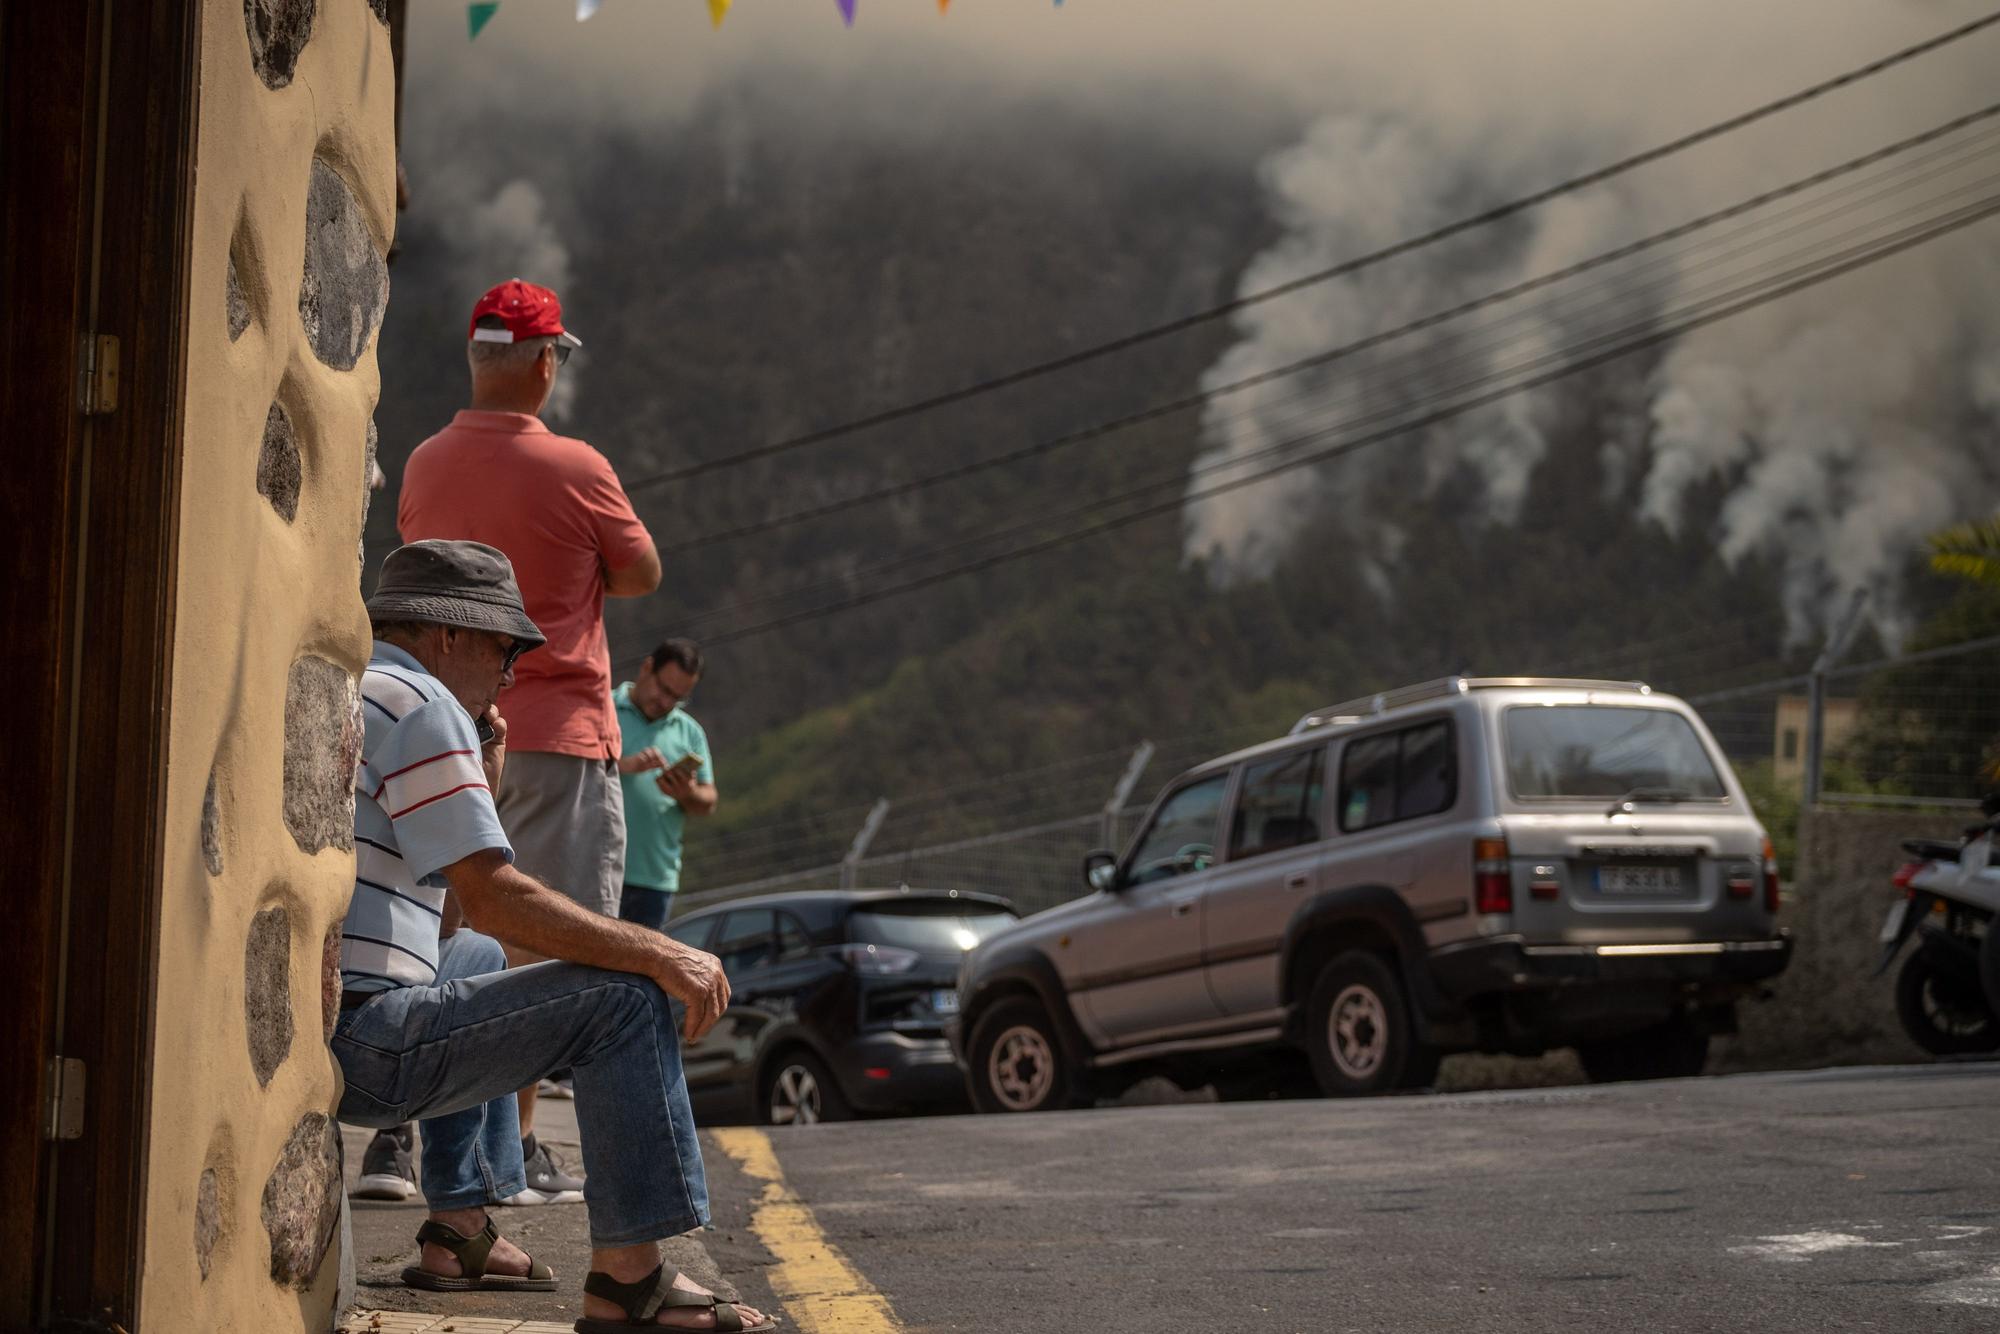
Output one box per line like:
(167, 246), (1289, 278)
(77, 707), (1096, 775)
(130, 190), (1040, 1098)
(334, 539), (773, 1333)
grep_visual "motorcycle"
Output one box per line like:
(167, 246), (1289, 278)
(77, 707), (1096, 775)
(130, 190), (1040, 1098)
(1876, 793), (2000, 1057)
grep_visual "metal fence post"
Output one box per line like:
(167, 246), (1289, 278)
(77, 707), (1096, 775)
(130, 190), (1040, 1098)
(1805, 589), (1869, 805)
(840, 797), (891, 890)
(1100, 741), (1155, 851)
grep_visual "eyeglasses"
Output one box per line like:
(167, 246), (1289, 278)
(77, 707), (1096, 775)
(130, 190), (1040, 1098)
(497, 637), (527, 673)
(651, 665), (693, 705)
(549, 342), (572, 367)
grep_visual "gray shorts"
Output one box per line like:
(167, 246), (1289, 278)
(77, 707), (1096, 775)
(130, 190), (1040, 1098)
(495, 752), (626, 916)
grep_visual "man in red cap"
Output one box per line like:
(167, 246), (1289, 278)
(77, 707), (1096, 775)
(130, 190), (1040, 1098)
(395, 279), (662, 1204)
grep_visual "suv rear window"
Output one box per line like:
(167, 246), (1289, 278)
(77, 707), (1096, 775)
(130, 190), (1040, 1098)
(848, 904), (1017, 952)
(1504, 705), (1727, 799)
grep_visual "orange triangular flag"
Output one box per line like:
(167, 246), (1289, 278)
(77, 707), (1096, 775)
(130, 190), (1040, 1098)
(938, 0), (949, 11)
(708, 0), (731, 27)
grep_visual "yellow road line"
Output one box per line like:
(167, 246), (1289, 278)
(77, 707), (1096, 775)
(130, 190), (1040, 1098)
(711, 1127), (904, 1334)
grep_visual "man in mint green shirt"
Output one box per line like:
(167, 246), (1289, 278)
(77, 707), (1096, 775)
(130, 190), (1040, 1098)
(614, 639), (717, 930)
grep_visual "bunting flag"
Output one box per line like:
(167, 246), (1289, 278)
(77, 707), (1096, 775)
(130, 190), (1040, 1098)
(464, 0), (1073, 41)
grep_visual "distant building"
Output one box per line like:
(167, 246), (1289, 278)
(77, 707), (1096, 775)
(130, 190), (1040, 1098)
(1773, 694), (1861, 791)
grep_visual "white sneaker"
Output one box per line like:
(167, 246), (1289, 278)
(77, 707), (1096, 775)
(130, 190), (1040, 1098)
(495, 1133), (585, 1206)
(536, 1077), (575, 1100)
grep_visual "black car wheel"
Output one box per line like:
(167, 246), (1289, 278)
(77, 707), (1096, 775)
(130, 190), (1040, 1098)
(1895, 949), (2000, 1056)
(968, 997), (1077, 1114)
(760, 1050), (852, 1126)
(1304, 951), (1429, 1096)
(1576, 1012), (1711, 1083)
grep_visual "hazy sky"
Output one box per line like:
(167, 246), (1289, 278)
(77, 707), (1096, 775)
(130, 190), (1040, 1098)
(409, 1), (1994, 129)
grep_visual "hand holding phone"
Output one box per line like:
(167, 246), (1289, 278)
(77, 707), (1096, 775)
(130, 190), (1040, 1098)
(655, 753), (704, 797)
(474, 707), (507, 793)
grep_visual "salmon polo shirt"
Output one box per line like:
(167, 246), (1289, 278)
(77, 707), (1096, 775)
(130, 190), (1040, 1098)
(398, 410), (653, 759)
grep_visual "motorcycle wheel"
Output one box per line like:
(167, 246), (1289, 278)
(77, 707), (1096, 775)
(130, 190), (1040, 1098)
(1894, 949), (2000, 1056)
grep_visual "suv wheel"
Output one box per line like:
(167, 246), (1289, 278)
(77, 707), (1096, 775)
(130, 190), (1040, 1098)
(1575, 1012), (1710, 1083)
(1305, 951), (1425, 1096)
(761, 1050), (852, 1126)
(968, 997), (1077, 1114)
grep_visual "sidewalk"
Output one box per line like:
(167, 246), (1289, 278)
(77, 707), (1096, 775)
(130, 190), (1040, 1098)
(340, 1096), (779, 1332)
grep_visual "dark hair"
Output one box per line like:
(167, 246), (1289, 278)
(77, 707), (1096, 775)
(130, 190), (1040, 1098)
(647, 638), (704, 677)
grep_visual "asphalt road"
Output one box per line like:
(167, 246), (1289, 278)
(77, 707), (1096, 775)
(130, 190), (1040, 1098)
(746, 1061), (2000, 1333)
(346, 1061), (2000, 1332)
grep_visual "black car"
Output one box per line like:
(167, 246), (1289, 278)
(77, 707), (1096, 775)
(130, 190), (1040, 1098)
(663, 888), (1019, 1125)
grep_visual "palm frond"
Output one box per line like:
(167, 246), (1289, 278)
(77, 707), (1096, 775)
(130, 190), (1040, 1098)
(1928, 514), (2000, 588)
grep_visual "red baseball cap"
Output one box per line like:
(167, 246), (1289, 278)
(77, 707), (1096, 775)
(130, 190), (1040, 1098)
(467, 279), (583, 349)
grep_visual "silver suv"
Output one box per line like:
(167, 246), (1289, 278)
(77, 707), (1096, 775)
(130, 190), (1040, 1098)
(952, 677), (1792, 1112)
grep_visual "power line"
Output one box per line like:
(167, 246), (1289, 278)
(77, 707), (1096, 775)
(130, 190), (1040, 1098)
(618, 107), (2000, 654)
(651, 161), (1981, 653)
(619, 8), (2000, 491)
(658, 109), (2000, 556)
(688, 186), (2000, 647)
(651, 162), (1998, 654)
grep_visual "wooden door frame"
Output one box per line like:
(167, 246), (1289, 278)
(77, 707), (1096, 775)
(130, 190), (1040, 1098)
(0, 0), (199, 1328)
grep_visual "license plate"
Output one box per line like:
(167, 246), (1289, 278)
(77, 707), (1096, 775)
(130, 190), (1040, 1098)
(1879, 899), (1909, 944)
(931, 989), (960, 1015)
(1595, 865), (1684, 895)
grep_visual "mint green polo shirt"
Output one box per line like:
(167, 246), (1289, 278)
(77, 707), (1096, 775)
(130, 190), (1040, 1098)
(613, 681), (714, 893)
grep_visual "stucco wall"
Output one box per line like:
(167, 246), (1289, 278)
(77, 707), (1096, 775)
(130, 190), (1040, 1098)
(147, 1), (393, 1328)
(1723, 805), (1972, 1069)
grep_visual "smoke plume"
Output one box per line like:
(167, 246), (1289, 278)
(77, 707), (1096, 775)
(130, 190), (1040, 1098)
(1181, 1), (2000, 644)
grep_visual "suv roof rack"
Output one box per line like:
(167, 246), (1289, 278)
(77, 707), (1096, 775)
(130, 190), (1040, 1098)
(1288, 675), (1653, 735)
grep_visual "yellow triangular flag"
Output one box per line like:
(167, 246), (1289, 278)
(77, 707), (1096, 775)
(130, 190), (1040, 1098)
(708, 0), (731, 27)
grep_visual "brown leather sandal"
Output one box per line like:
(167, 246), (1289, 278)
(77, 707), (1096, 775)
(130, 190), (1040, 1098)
(574, 1264), (776, 1332)
(400, 1215), (556, 1292)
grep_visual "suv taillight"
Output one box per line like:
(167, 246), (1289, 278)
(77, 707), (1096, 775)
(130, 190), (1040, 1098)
(1761, 837), (1781, 913)
(1475, 837), (1512, 914)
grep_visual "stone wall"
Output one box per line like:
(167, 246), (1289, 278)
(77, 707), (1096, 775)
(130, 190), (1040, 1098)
(1720, 806), (1973, 1070)
(145, 1), (393, 1328)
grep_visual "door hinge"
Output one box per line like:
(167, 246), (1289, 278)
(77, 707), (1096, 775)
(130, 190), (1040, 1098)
(45, 1056), (86, 1141)
(79, 333), (120, 416)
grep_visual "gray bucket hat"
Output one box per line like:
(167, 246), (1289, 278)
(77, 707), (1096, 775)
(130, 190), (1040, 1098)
(366, 540), (546, 649)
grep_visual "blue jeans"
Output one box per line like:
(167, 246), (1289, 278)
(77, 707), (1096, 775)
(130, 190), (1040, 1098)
(618, 884), (676, 932)
(332, 933), (711, 1247)
(409, 930), (527, 1210)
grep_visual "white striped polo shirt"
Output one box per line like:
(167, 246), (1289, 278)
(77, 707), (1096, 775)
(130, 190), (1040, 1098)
(340, 641), (513, 994)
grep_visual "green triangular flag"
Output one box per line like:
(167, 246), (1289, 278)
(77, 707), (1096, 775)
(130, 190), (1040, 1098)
(468, 2), (500, 39)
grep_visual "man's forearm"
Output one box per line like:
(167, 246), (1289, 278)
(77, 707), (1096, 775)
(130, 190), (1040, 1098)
(452, 855), (682, 978)
(444, 848), (733, 1039)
